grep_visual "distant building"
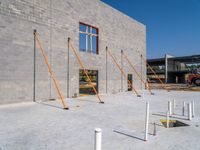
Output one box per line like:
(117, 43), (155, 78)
(147, 54), (200, 83)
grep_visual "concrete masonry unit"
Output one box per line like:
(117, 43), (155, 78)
(0, 0), (146, 104)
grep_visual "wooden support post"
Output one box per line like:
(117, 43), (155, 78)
(137, 51), (170, 92)
(122, 51), (154, 95)
(34, 31), (69, 109)
(147, 62), (169, 91)
(69, 38), (104, 103)
(106, 47), (141, 97)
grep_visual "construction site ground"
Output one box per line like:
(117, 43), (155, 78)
(0, 90), (200, 150)
(149, 83), (200, 92)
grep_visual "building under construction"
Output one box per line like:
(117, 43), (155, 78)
(0, 0), (146, 104)
(147, 54), (200, 84)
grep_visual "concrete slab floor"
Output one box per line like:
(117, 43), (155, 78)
(0, 90), (200, 150)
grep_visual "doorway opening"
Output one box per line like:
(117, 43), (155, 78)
(79, 69), (98, 96)
(128, 74), (133, 91)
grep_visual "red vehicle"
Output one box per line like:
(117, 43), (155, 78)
(187, 74), (200, 86)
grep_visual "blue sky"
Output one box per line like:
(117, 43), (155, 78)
(101, 0), (200, 59)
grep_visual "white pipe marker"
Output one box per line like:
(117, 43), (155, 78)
(192, 100), (195, 118)
(144, 102), (149, 141)
(95, 128), (102, 150)
(188, 103), (192, 121)
(168, 101), (172, 116)
(183, 101), (185, 116)
(173, 99), (176, 114)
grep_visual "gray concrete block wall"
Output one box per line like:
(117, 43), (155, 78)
(0, 0), (146, 104)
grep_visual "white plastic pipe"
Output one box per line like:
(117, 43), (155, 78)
(173, 99), (176, 114)
(188, 103), (192, 121)
(183, 101), (185, 116)
(166, 111), (169, 128)
(192, 100), (195, 118)
(168, 101), (172, 116)
(95, 128), (102, 150)
(144, 102), (149, 141)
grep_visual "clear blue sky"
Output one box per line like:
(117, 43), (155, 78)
(101, 0), (200, 59)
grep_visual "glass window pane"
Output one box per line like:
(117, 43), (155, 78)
(80, 33), (86, 51)
(88, 35), (91, 52)
(92, 36), (97, 54)
(92, 28), (97, 34)
(89, 27), (92, 34)
(79, 23), (98, 54)
(80, 24), (87, 32)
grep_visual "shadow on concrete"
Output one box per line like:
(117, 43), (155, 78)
(36, 101), (64, 110)
(74, 98), (102, 104)
(113, 129), (145, 141)
(152, 113), (188, 120)
(150, 122), (163, 127)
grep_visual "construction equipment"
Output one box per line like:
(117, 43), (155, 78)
(68, 38), (104, 104)
(34, 30), (69, 109)
(122, 50), (154, 95)
(106, 47), (141, 97)
(187, 74), (200, 86)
